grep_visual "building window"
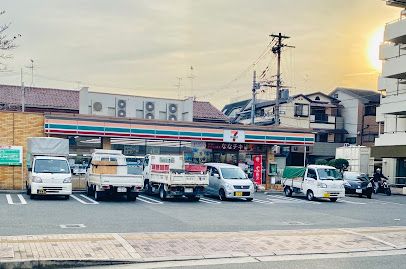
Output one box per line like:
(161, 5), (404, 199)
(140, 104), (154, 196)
(315, 96), (321, 101)
(364, 105), (376, 116)
(345, 137), (357, 144)
(294, 104), (309, 117)
(316, 133), (328, 142)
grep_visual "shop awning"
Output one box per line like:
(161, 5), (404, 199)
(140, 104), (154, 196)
(371, 145), (406, 158)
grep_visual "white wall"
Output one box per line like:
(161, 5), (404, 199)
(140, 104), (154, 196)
(333, 91), (360, 141)
(382, 158), (397, 185)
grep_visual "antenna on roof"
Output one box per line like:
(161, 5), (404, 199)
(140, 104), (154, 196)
(25, 59), (35, 87)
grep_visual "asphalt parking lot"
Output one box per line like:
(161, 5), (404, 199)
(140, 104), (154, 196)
(0, 191), (404, 236)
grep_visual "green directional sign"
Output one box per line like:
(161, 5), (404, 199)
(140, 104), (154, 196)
(0, 147), (23, 166)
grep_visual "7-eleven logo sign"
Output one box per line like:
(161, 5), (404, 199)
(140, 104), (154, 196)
(224, 130), (245, 143)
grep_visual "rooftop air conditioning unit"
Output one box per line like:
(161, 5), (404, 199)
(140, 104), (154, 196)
(168, 103), (178, 121)
(144, 101), (155, 119)
(117, 99), (127, 117)
(93, 101), (103, 113)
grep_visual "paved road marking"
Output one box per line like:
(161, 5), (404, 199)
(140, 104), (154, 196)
(5, 194), (27, 205)
(138, 195), (163, 204)
(59, 224), (86, 229)
(17, 194), (27, 205)
(340, 229), (398, 249)
(79, 194), (98, 204)
(340, 199), (366, 205)
(70, 194), (99, 205)
(199, 197), (221, 204)
(253, 198), (273, 204)
(267, 195), (321, 204)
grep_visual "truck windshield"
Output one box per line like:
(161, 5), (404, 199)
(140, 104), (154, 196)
(318, 169), (342, 180)
(220, 168), (247, 179)
(34, 159), (70, 174)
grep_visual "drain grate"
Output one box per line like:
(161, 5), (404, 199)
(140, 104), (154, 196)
(59, 224), (86, 229)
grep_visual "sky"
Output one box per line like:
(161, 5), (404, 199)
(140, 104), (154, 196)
(0, 0), (401, 109)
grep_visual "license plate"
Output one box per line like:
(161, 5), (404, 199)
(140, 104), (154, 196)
(356, 189), (362, 194)
(323, 193), (330, 198)
(117, 187), (127, 193)
(184, 188), (193, 193)
(235, 192), (243, 197)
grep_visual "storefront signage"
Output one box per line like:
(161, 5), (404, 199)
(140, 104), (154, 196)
(0, 146), (23, 166)
(253, 155), (262, 185)
(223, 130), (245, 143)
(206, 142), (250, 151)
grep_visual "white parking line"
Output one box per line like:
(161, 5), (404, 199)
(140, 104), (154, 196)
(79, 194), (98, 204)
(253, 199), (273, 204)
(6, 194), (13, 204)
(340, 199), (366, 205)
(17, 194), (27, 205)
(70, 194), (99, 205)
(5, 194), (27, 205)
(199, 197), (221, 204)
(137, 195), (163, 204)
(267, 195), (321, 204)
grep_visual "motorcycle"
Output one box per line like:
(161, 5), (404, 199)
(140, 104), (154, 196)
(373, 179), (392, 196)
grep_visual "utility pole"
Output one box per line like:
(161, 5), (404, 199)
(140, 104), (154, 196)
(26, 59), (34, 87)
(270, 33), (294, 126)
(251, 70), (257, 125)
(187, 66), (195, 99)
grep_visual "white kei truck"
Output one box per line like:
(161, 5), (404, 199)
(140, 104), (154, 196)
(86, 150), (144, 201)
(282, 165), (345, 202)
(26, 137), (72, 200)
(143, 155), (209, 201)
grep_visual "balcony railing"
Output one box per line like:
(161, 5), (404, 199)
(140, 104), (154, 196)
(310, 114), (329, 123)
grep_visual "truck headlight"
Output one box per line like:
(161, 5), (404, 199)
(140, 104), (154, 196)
(32, 176), (42, 183)
(63, 177), (72, 183)
(317, 182), (327, 188)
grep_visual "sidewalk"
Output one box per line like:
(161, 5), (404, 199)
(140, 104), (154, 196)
(1, 226), (406, 268)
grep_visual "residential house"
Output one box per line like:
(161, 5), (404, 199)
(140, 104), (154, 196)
(330, 87), (381, 147)
(223, 91), (345, 164)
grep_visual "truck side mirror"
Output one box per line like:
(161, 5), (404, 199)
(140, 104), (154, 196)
(213, 173), (220, 179)
(27, 167), (32, 172)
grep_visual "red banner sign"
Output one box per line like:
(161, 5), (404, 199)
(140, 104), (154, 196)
(253, 155), (262, 185)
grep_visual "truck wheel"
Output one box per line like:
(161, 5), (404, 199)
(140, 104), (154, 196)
(246, 198), (253, 202)
(26, 184), (31, 195)
(330, 198), (337, 202)
(219, 189), (226, 201)
(144, 181), (152, 195)
(86, 185), (93, 196)
(159, 186), (167, 201)
(284, 187), (292, 197)
(94, 191), (102, 201)
(64, 195), (70, 200)
(306, 190), (314, 201)
(30, 194), (35, 200)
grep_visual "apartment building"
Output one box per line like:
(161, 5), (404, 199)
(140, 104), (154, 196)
(373, 0), (406, 186)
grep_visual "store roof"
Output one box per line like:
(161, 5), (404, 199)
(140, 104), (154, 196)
(193, 101), (229, 123)
(0, 84), (79, 110)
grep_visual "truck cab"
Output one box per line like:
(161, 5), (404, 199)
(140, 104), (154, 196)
(283, 165), (345, 202)
(26, 137), (72, 199)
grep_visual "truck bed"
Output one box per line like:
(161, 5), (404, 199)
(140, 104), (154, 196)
(88, 174), (144, 187)
(149, 172), (209, 186)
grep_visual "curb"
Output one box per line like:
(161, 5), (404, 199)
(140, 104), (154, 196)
(2, 247), (406, 269)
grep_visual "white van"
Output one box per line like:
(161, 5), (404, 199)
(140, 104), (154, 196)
(205, 163), (254, 201)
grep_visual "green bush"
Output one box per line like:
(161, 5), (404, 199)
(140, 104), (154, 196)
(315, 159), (328, 165)
(328, 158), (349, 171)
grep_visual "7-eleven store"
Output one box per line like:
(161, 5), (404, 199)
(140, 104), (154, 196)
(45, 114), (314, 187)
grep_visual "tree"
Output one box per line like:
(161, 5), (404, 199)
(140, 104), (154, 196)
(315, 159), (328, 165)
(0, 10), (20, 70)
(328, 158), (349, 172)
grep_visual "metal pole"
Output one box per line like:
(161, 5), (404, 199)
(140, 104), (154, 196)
(303, 139), (307, 166)
(275, 33), (282, 126)
(251, 70), (257, 125)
